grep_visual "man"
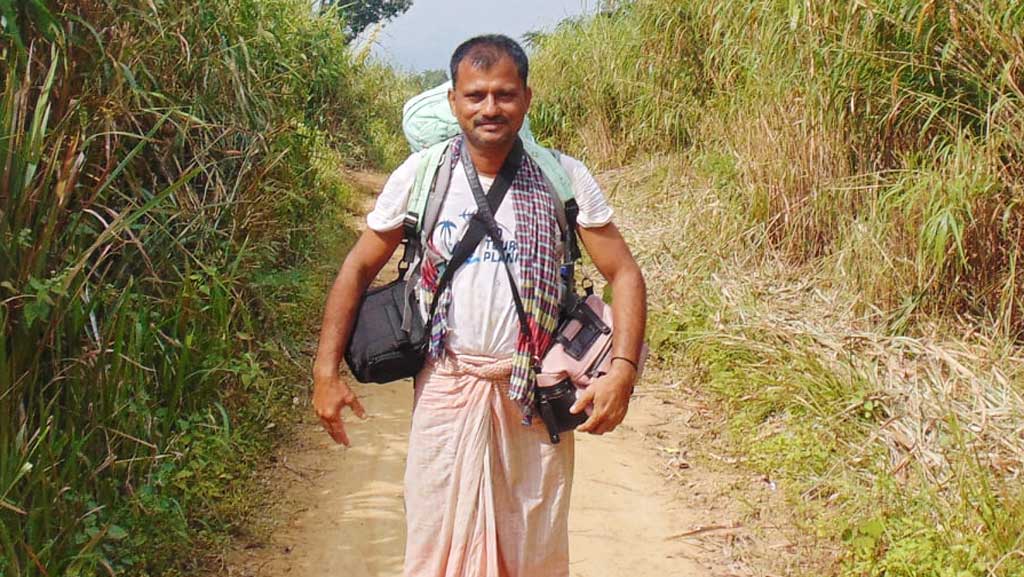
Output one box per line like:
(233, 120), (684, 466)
(312, 35), (646, 577)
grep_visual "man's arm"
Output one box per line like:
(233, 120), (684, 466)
(569, 221), (647, 435)
(312, 226), (404, 446)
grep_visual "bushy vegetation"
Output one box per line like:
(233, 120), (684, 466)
(0, 0), (409, 575)
(532, 1), (1024, 575)
(533, 0), (1024, 331)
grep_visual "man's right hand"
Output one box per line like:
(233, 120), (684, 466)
(310, 227), (402, 447)
(312, 373), (367, 446)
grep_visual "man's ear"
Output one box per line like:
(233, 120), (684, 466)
(525, 85), (533, 111)
(448, 87), (456, 115)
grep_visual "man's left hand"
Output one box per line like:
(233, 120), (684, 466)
(569, 360), (636, 435)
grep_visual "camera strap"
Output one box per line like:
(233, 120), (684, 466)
(461, 138), (536, 365)
(423, 138), (523, 338)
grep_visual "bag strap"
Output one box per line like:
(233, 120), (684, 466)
(523, 139), (574, 204)
(408, 140), (453, 230)
(404, 138), (579, 265)
(461, 138), (537, 364)
(400, 137), (583, 329)
(558, 199), (581, 315)
(398, 140), (454, 330)
(420, 148), (454, 250)
(399, 145), (455, 276)
(421, 138), (523, 336)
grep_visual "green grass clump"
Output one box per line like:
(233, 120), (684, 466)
(532, 6), (1024, 568)
(0, 1), (409, 575)
(666, 298), (1024, 576)
(532, 0), (1024, 335)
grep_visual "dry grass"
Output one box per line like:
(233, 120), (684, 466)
(597, 152), (1024, 574)
(533, 0), (1024, 336)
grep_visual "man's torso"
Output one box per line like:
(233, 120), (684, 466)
(366, 146), (614, 358)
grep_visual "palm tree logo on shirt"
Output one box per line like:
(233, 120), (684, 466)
(437, 220), (458, 254)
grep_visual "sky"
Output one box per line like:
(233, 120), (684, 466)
(362, 0), (598, 72)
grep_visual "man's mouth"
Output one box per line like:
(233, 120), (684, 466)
(475, 118), (507, 128)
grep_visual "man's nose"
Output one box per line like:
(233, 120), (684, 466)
(482, 94), (499, 115)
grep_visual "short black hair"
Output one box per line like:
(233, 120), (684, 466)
(449, 34), (529, 88)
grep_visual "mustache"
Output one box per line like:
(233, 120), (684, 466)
(474, 116), (508, 126)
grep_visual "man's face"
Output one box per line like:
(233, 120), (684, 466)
(448, 54), (532, 152)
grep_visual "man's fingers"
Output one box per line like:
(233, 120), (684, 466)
(350, 396), (368, 419)
(320, 414), (351, 447)
(334, 423), (351, 447)
(570, 387), (595, 415)
(596, 408), (623, 433)
(579, 400), (626, 435)
(578, 408), (606, 434)
(577, 389), (607, 432)
(331, 418), (351, 446)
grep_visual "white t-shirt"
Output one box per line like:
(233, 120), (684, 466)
(366, 150), (613, 357)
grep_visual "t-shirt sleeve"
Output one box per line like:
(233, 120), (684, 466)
(365, 152), (423, 232)
(558, 154), (614, 228)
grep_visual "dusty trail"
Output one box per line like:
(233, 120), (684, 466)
(222, 383), (718, 577)
(218, 172), (780, 577)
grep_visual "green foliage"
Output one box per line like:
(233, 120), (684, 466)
(320, 0), (413, 40)
(532, 0), (1024, 334)
(0, 0), (59, 50)
(0, 0), (406, 574)
(530, 3), (706, 164)
(410, 68), (449, 91)
(660, 301), (1024, 577)
(550, 3), (1024, 566)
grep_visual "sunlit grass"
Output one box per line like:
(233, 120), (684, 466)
(0, 1), (408, 574)
(533, 1), (1024, 574)
(533, 0), (1024, 333)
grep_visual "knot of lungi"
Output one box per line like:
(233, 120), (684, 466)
(431, 352), (514, 381)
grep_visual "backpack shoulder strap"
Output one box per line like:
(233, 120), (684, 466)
(523, 139), (580, 262)
(405, 138), (455, 235)
(399, 138), (453, 332)
(419, 146), (454, 246)
(523, 138), (575, 204)
(408, 137), (576, 249)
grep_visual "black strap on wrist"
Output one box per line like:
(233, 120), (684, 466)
(611, 356), (639, 372)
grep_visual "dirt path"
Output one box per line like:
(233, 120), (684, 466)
(217, 172), (781, 577)
(222, 382), (723, 577)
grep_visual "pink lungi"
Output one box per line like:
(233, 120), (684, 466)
(403, 353), (575, 577)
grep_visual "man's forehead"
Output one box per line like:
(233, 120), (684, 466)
(454, 56), (524, 88)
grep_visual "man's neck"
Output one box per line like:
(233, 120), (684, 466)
(464, 140), (514, 178)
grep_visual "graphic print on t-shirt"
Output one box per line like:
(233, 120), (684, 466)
(434, 209), (518, 266)
(365, 150), (613, 357)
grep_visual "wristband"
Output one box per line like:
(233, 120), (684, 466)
(611, 356), (639, 372)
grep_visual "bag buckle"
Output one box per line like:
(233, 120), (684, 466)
(581, 276), (594, 296)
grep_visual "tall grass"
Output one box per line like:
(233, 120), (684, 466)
(0, 1), (408, 574)
(532, 0), (1024, 334)
(532, 1), (1024, 574)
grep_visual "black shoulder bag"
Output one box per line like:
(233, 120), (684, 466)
(344, 142), (523, 383)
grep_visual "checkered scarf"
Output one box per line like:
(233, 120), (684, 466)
(418, 136), (561, 419)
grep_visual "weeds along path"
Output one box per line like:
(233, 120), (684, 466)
(217, 172), (763, 577)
